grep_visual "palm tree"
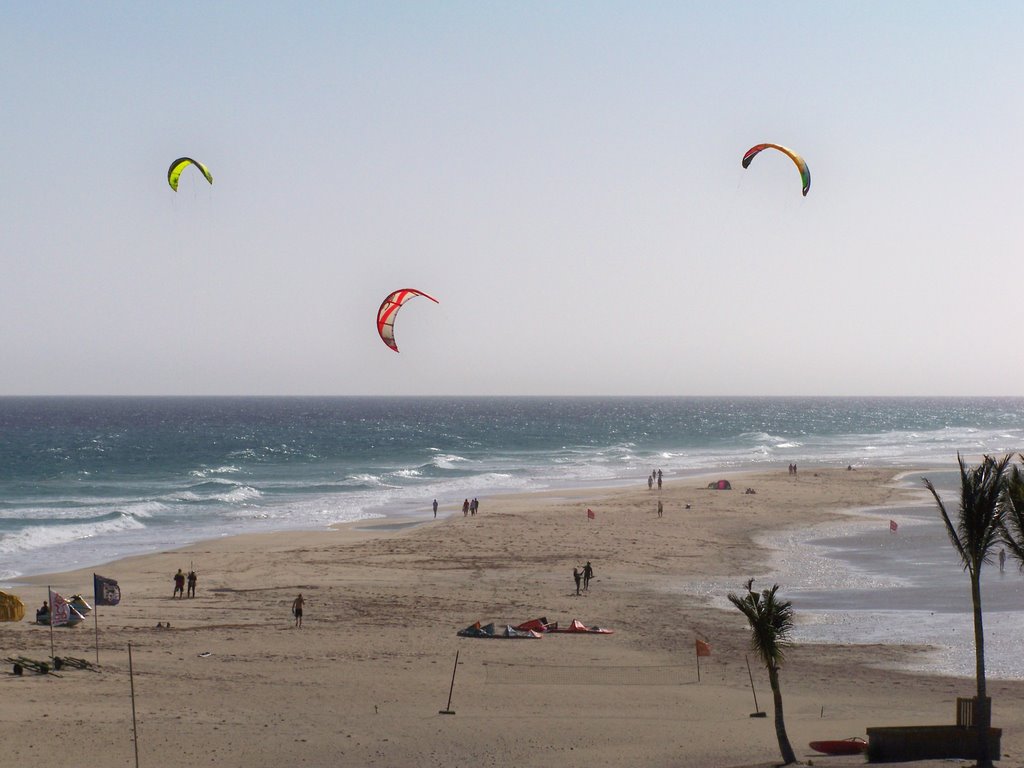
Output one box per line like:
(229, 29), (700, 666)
(728, 578), (796, 765)
(923, 453), (1010, 768)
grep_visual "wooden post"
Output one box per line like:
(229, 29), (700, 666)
(439, 650), (459, 714)
(129, 643), (140, 768)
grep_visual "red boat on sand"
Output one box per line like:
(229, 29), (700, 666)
(808, 737), (867, 755)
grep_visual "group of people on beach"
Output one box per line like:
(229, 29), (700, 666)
(172, 568), (197, 598)
(787, 463), (799, 475)
(429, 497), (484, 518)
(647, 469), (663, 490)
(572, 561), (594, 595)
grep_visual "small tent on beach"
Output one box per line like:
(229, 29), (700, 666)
(708, 479), (732, 490)
(0, 591), (26, 622)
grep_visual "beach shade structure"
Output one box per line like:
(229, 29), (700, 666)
(0, 592), (26, 622)
(708, 479), (732, 490)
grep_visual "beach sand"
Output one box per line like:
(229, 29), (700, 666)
(2, 467), (1022, 767)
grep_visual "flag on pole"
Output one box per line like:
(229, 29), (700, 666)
(889, 520), (898, 533)
(94, 574), (121, 606)
(586, 508), (595, 520)
(695, 638), (712, 657)
(49, 589), (70, 627)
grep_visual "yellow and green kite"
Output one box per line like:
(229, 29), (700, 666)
(167, 157), (213, 191)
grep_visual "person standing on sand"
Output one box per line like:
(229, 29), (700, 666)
(657, 499), (663, 518)
(432, 499), (438, 518)
(582, 561), (593, 591)
(463, 499), (470, 517)
(173, 569), (185, 598)
(648, 474), (653, 490)
(573, 567), (582, 595)
(187, 569), (197, 598)
(292, 593), (304, 628)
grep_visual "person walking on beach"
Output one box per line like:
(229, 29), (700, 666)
(187, 569), (197, 598)
(463, 499), (470, 517)
(292, 593), (304, 628)
(657, 471), (662, 489)
(582, 561), (594, 591)
(573, 567), (582, 596)
(432, 499), (438, 518)
(648, 474), (653, 490)
(1000, 547), (1007, 572)
(657, 499), (663, 518)
(173, 569), (185, 598)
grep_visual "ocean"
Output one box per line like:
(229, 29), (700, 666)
(2, 396), (1023, 678)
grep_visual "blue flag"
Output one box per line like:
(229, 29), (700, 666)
(93, 573), (121, 606)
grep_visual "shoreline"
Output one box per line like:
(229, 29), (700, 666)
(4, 465), (1021, 768)
(2, 461), (940, 587)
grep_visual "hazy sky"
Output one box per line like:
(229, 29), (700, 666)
(3, 3), (1022, 396)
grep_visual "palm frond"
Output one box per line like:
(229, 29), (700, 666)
(923, 454), (1010, 576)
(1001, 461), (1024, 568)
(728, 579), (794, 669)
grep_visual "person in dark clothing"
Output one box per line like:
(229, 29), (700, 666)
(582, 561), (594, 591)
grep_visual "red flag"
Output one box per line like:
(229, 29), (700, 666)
(890, 520), (898, 533)
(695, 638), (712, 657)
(587, 508), (595, 519)
(49, 589), (71, 627)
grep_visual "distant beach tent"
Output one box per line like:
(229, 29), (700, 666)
(741, 143), (810, 197)
(0, 591), (25, 622)
(376, 288), (439, 352)
(167, 157), (213, 191)
(708, 479), (732, 490)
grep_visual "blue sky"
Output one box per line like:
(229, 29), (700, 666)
(3, 3), (1021, 395)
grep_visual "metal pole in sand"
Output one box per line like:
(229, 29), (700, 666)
(129, 642), (140, 768)
(745, 655), (766, 718)
(94, 605), (100, 666)
(439, 650), (459, 714)
(48, 586), (55, 662)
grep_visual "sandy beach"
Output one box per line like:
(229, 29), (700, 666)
(2, 466), (1022, 768)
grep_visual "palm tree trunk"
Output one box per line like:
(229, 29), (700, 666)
(972, 574), (992, 768)
(768, 665), (797, 765)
